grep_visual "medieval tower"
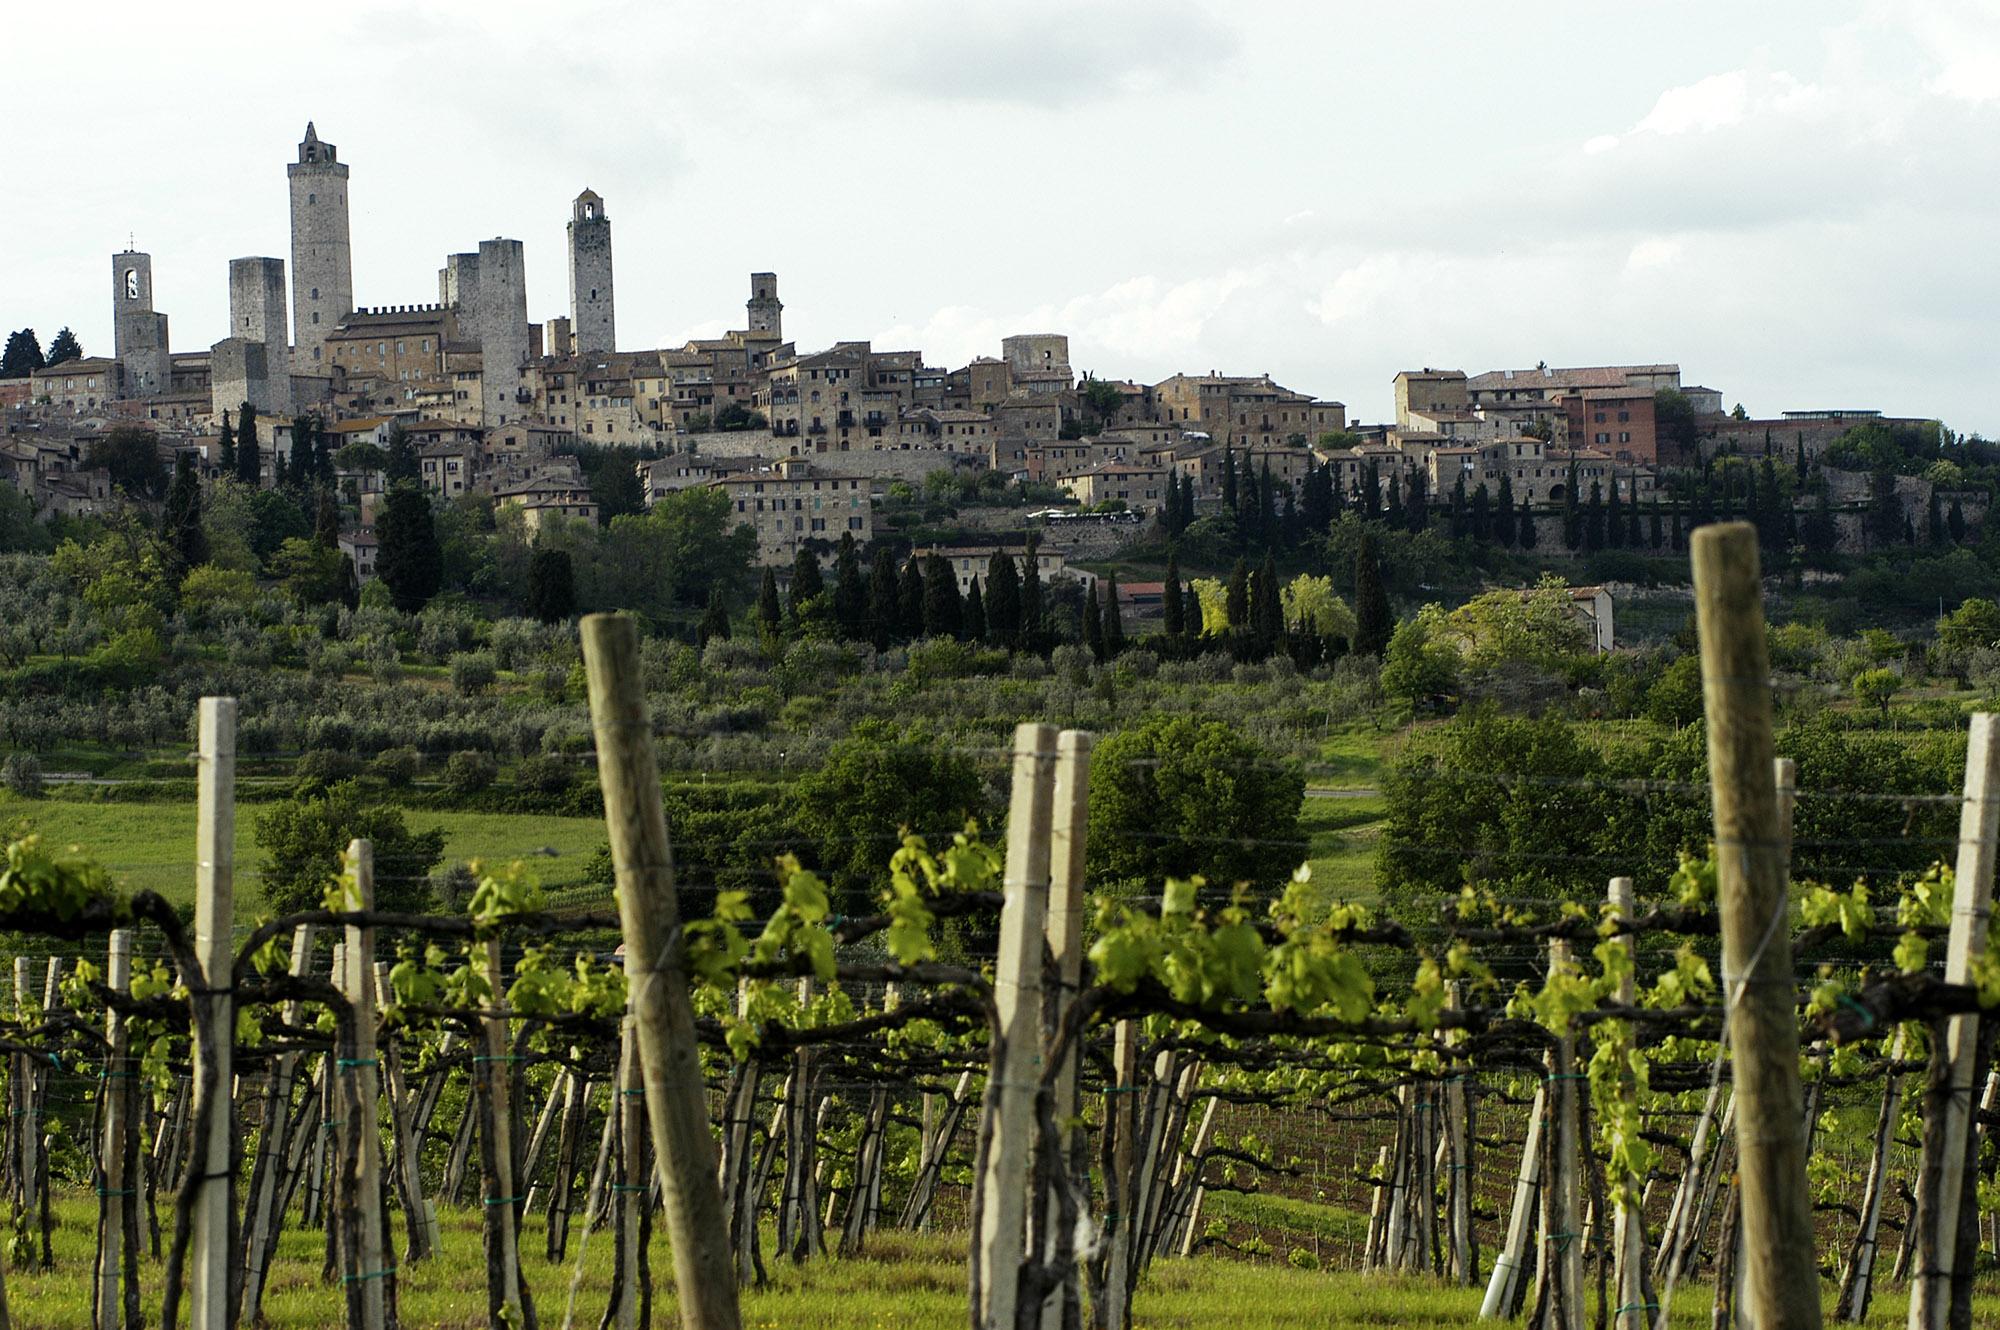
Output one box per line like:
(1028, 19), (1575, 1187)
(747, 272), (783, 339)
(567, 189), (615, 356)
(288, 123), (353, 368)
(111, 249), (171, 396)
(228, 257), (291, 413)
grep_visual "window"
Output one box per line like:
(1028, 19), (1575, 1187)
(308, 192), (316, 204)
(1617, 410), (1630, 423)
(311, 287), (319, 300)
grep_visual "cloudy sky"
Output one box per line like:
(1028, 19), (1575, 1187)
(4, 1), (1995, 432)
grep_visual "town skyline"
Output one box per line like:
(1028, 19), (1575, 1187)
(4, 0), (1996, 433)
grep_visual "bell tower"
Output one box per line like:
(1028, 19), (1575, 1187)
(288, 122), (354, 367)
(567, 189), (615, 356)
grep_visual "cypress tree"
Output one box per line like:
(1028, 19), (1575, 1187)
(1362, 461), (1382, 522)
(1225, 558), (1249, 630)
(1280, 489), (1300, 550)
(986, 551), (1021, 643)
(698, 588), (731, 646)
(922, 554), (962, 639)
(1584, 481), (1605, 551)
(1649, 501), (1664, 550)
(1448, 473), (1466, 538)
(1562, 466), (1581, 549)
(1495, 475), (1517, 546)
(1605, 483), (1624, 548)
(385, 424), (418, 483)
(1221, 448), (1238, 512)
(1102, 572), (1125, 655)
(1162, 473), (1184, 536)
(375, 482), (440, 614)
(1949, 498), (1967, 544)
(1162, 552), (1184, 638)
(1081, 585), (1105, 661)
(789, 548), (824, 619)
(898, 557), (927, 638)
(1019, 537), (1045, 650)
(1405, 466), (1428, 533)
(1386, 469), (1405, 529)
(218, 411), (236, 474)
(1626, 491), (1641, 548)
(1519, 499), (1537, 550)
(964, 576), (986, 642)
(1471, 482), (1492, 543)
(759, 567), (784, 636)
(163, 453), (207, 573)
(235, 403), (260, 486)
(1251, 553), (1282, 656)
(1927, 491), (1946, 547)
(314, 419), (335, 486)
(313, 487), (340, 548)
(868, 544), (900, 647)
(1795, 440), (1808, 484)
(1301, 461), (1331, 533)
(1257, 461), (1277, 546)
(832, 534), (868, 639)
(1184, 584), (1203, 639)
(1353, 531), (1392, 656)
(527, 549), (577, 623)
(290, 415), (317, 489)
(1179, 471), (1198, 531)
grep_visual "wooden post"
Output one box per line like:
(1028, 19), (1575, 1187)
(373, 960), (431, 1264)
(241, 924), (316, 1322)
(1038, 728), (1092, 1330)
(1909, 713), (2000, 1330)
(189, 696), (235, 1330)
(475, 937), (527, 1326)
(1444, 982), (1476, 1286)
(94, 930), (133, 1330)
(1542, 938), (1585, 1330)
(1480, 1085), (1544, 1318)
(1692, 524), (1820, 1330)
(1606, 877), (1652, 1327)
(610, 1020), (645, 1330)
(1837, 1027), (1907, 1323)
(337, 842), (391, 1329)
(975, 721), (1058, 1330)
(1171, 1096), (1221, 1259)
(11, 956), (37, 1255)
(581, 612), (742, 1330)
(1099, 1020), (1139, 1330)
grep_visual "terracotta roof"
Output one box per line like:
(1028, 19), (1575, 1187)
(1466, 365), (1677, 392)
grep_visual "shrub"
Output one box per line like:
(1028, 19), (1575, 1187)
(292, 748), (362, 794)
(431, 861), (479, 912)
(515, 753), (574, 797)
(254, 780), (445, 913)
(1, 754), (44, 798)
(449, 651), (498, 696)
(370, 745), (422, 786)
(442, 750), (498, 795)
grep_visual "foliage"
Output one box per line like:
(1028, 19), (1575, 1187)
(253, 780), (446, 913)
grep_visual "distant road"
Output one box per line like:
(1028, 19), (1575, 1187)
(1305, 787), (1379, 800)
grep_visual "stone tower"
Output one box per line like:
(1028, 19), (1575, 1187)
(288, 122), (353, 368)
(747, 272), (782, 339)
(567, 189), (615, 356)
(228, 257), (291, 413)
(111, 250), (171, 397)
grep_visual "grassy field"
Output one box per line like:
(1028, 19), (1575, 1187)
(3, 1195), (1976, 1328)
(1299, 725), (1396, 906)
(0, 796), (607, 915)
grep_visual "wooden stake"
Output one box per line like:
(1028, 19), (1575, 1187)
(581, 612), (742, 1330)
(337, 842), (391, 1330)
(1691, 523), (1820, 1330)
(188, 696), (235, 1330)
(1909, 713), (2000, 1330)
(1038, 728), (1092, 1330)
(975, 721), (1058, 1330)
(1541, 938), (1585, 1330)
(475, 937), (527, 1327)
(94, 930), (133, 1330)
(1482, 1086), (1544, 1317)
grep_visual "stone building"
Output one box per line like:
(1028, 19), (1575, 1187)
(711, 457), (872, 565)
(1392, 369), (1467, 429)
(325, 306), (456, 402)
(111, 250), (171, 397)
(440, 239), (530, 426)
(1154, 372), (1343, 447)
(567, 190), (615, 356)
(288, 123), (354, 368)
(746, 272), (783, 339)
(209, 339), (273, 418)
(228, 257), (291, 413)
(1059, 460), (1169, 509)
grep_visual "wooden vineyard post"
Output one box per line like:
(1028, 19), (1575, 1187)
(610, 1020), (645, 1330)
(372, 960), (431, 1264)
(189, 696), (235, 1330)
(1538, 937), (1585, 1330)
(1100, 1021), (1140, 1330)
(1038, 727), (1092, 1330)
(94, 929), (134, 1330)
(974, 721), (1058, 1330)
(1444, 981), (1476, 1286)
(1479, 1083), (1543, 1318)
(1691, 523), (1821, 1330)
(580, 612), (742, 1330)
(241, 923), (315, 1321)
(1606, 876), (1654, 1328)
(475, 936), (528, 1327)
(11, 955), (36, 1256)
(1836, 1027), (1907, 1323)
(1909, 711), (2000, 1330)
(336, 842), (391, 1329)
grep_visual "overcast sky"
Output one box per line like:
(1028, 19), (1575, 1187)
(4, 1), (1995, 433)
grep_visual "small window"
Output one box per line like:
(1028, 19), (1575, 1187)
(308, 192), (316, 204)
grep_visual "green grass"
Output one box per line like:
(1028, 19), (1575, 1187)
(5, 1195), (1973, 1328)
(0, 797), (607, 915)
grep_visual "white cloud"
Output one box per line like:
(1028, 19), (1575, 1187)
(1623, 238), (1683, 272)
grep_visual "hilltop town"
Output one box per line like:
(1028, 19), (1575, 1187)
(0, 123), (1974, 621)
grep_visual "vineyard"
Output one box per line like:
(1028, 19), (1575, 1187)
(0, 522), (1996, 1330)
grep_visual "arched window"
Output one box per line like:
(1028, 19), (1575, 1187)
(308, 192), (316, 204)
(124, 269), (139, 301)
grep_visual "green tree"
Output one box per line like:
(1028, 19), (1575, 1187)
(218, 412), (237, 474)
(1865, 471), (1904, 549)
(1654, 388), (1699, 459)
(1086, 714), (1305, 898)
(376, 483), (441, 613)
(88, 425), (167, 500)
(235, 403), (261, 486)
(1352, 531), (1392, 656)
(1645, 653), (1705, 728)
(591, 455), (647, 524)
(162, 453), (207, 575)
(698, 588), (731, 646)
(1101, 572), (1125, 655)
(1161, 553), (1185, 639)
(1019, 537), (1045, 650)
(1251, 553), (1281, 654)
(789, 549), (825, 620)
(255, 780), (446, 914)
(898, 557), (926, 638)
(527, 548), (576, 623)
(1949, 499), (1967, 544)
(1081, 583), (1104, 660)
(758, 566), (784, 637)
(0, 329), (44, 379)
(1225, 558), (1249, 630)
(1495, 476), (1516, 546)
(1852, 667), (1900, 714)
(269, 536), (346, 607)
(1080, 373), (1123, 431)
(44, 327), (81, 366)
(792, 723), (990, 914)
(964, 575), (986, 642)
(986, 551), (1021, 644)
(1379, 607), (1461, 712)
(384, 424), (418, 484)
(312, 487), (340, 549)
(868, 545), (900, 648)
(921, 554), (961, 638)
(1519, 499), (1537, 550)
(831, 534), (868, 639)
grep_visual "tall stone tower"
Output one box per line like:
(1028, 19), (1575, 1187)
(288, 122), (353, 368)
(111, 250), (171, 397)
(228, 257), (291, 413)
(747, 272), (782, 339)
(567, 190), (615, 356)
